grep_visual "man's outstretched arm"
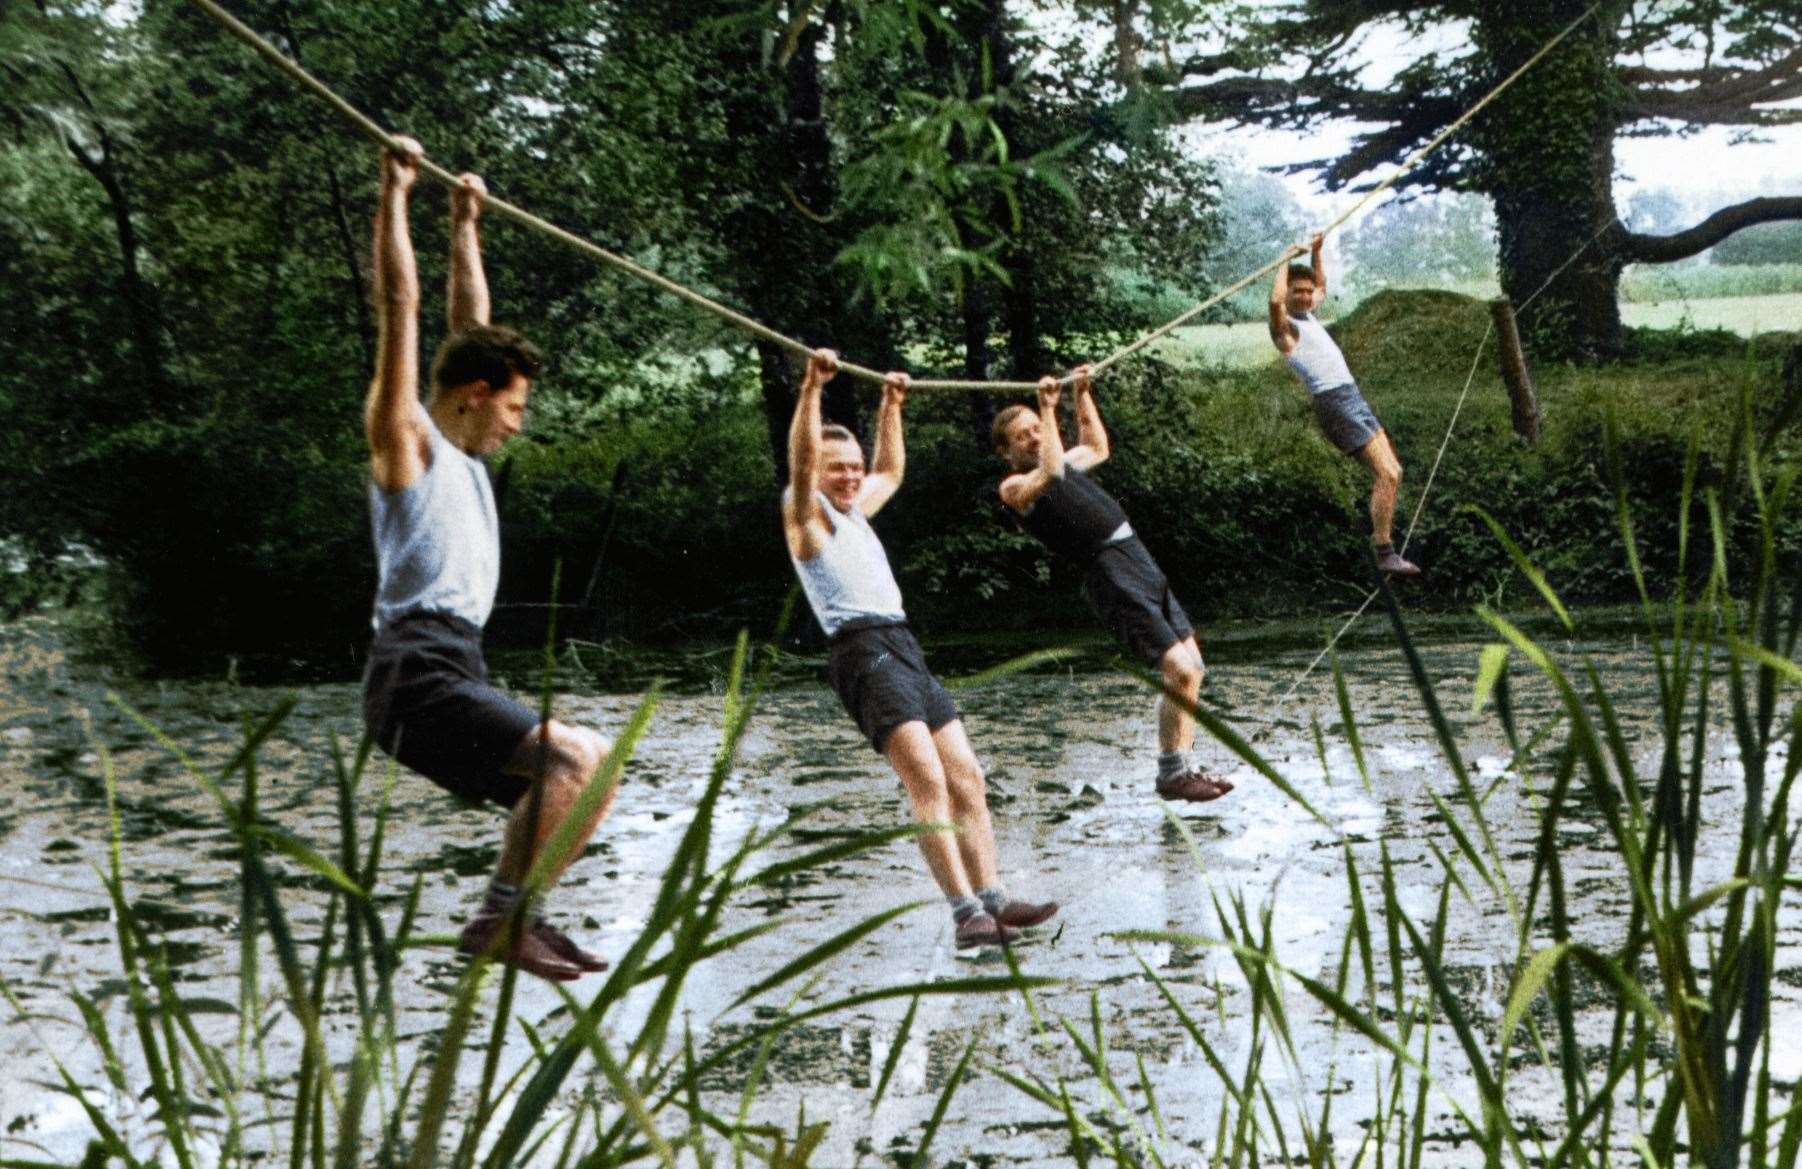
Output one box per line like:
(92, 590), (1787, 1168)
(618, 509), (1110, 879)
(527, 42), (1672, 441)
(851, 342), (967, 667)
(1268, 245), (1301, 354)
(860, 372), (910, 517)
(448, 173), (491, 333)
(1307, 231), (1326, 301)
(1065, 364), (1108, 471)
(365, 138), (429, 493)
(782, 349), (837, 560)
(999, 376), (1067, 513)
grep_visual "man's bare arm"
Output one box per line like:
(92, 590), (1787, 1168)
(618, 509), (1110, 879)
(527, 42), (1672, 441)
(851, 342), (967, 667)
(999, 377), (1066, 513)
(782, 349), (837, 560)
(448, 173), (491, 333)
(860, 372), (909, 517)
(1268, 245), (1301, 354)
(365, 138), (429, 493)
(1307, 232), (1326, 303)
(1065, 364), (1108, 471)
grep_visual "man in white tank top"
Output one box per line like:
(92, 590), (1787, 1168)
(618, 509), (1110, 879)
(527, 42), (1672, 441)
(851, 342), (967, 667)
(782, 349), (1056, 950)
(362, 139), (618, 981)
(1270, 234), (1422, 576)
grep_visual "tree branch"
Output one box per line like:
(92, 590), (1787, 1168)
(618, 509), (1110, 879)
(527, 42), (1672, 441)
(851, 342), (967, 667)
(1622, 196), (1802, 264)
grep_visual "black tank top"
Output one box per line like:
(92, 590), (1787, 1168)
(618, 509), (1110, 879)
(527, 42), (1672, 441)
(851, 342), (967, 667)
(1016, 468), (1129, 562)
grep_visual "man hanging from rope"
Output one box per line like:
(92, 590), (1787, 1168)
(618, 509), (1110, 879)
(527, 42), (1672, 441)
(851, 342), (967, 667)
(993, 368), (1234, 803)
(784, 349), (1057, 950)
(361, 138), (616, 982)
(1270, 234), (1421, 577)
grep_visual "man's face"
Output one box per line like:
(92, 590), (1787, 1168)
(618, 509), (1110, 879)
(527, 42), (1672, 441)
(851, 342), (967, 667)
(820, 438), (865, 511)
(1287, 276), (1318, 317)
(470, 373), (531, 456)
(1002, 410), (1041, 471)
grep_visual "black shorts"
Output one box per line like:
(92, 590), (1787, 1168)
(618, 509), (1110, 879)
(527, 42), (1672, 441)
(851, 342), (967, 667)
(826, 620), (960, 754)
(1083, 537), (1195, 669)
(362, 611), (542, 809)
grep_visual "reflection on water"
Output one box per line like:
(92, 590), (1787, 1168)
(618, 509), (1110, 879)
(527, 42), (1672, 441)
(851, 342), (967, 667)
(0, 610), (1795, 1165)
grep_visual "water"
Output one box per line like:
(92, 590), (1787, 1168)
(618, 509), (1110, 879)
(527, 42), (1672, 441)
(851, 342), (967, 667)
(0, 611), (1796, 1165)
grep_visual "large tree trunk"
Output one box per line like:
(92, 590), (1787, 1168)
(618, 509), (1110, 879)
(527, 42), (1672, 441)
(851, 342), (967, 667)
(1475, 0), (1629, 361)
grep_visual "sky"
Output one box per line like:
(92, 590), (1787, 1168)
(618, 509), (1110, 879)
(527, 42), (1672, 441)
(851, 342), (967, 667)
(1183, 11), (1802, 231)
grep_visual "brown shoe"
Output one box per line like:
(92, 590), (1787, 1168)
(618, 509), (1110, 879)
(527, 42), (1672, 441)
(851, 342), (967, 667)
(532, 918), (608, 972)
(1156, 769), (1234, 803)
(991, 898), (1059, 930)
(457, 912), (585, 982)
(1375, 548), (1421, 576)
(954, 912), (1021, 950)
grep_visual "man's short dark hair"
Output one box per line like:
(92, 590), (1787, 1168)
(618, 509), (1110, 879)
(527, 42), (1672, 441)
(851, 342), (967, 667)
(991, 403), (1032, 453)
(1287, 264), (1316, 285)
(820, 423), (858, 445)
(431, 325), (545, 393)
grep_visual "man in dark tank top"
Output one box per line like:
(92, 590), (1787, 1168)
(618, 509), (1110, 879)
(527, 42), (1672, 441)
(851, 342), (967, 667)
(994, 367), (1234, 803)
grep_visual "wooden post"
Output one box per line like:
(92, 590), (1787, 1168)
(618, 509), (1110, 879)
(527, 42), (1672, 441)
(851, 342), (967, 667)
(1491, 299), (1540, 445)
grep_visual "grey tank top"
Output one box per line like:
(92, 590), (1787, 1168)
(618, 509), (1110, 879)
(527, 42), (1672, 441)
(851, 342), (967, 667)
(368, 414), (501, 634)
(1284, 312), (1357, 395)
(789, 493), (907, 638)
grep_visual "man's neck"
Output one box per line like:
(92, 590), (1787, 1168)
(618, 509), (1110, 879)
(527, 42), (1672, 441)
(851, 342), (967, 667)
(427, 394), (479, 455)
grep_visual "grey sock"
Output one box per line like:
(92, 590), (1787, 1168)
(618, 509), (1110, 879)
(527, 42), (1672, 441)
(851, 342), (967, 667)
(1157, 751), (1188, 783)
(977, 886), (1008, 916)
(948, 894), (983, 924)
(482, 879), (539, 920)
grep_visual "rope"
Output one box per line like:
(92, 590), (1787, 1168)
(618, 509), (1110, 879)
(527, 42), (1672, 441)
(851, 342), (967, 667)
(184, 0), (1600, 394)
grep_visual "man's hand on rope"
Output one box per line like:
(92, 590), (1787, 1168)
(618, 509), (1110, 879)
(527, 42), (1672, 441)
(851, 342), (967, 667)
(806, 348), (840, 386)
(881, 371), (910, 410)
(451, 173), (486, 223)
(1069, 364), (1094, 397)
(1037, 375), (1061, 412)
(382, 135), (423, 192)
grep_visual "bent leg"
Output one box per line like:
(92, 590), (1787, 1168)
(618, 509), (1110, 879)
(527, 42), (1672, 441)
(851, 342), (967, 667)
(496, 720), (614, 888)
(1355, 430), (1403, 547)
(1156, 636), (1206, 756)
(930, 720), (999, 893)
(884, 721), (974, 898)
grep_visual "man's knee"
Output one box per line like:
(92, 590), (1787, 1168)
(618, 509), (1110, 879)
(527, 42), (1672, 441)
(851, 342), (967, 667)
(515, 722), (607, 784)
(1161, 648), (1203, 691)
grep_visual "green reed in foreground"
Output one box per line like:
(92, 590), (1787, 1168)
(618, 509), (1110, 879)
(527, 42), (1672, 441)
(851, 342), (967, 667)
(0, 605), (1053, 1168)
(986, 370), (1801, 1167)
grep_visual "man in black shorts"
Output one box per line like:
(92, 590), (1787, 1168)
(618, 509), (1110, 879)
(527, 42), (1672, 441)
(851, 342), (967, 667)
(994, 368), (1233, 802)
(361, 138), (616, 981)
(784, 349), (1056, 950)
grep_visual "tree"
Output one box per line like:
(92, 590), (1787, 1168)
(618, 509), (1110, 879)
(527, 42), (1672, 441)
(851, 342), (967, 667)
(1124, 0), (1802, 359)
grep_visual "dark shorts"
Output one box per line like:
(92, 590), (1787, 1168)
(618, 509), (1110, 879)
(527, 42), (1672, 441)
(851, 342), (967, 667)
(826, 620), (960, 754)
(1083, 537), (1194, 669)
(1312, 383), (1384, 455)
(362, 611), (541, 809)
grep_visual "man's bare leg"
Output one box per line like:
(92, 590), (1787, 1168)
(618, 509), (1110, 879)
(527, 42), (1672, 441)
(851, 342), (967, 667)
(884, 721), (975, 897)
(933, 720), (1058, 929)
(1357, 431), (1418, 575)
(1156, 636), (1232, 801)
(461, 720), (613, 979)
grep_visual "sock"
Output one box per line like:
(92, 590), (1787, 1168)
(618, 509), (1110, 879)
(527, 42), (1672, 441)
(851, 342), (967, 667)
(1157, 750), (1188, 783)
(481, 879), (539, 921)
(977, 886), (1008, 916)
(948, 894), (983, 924)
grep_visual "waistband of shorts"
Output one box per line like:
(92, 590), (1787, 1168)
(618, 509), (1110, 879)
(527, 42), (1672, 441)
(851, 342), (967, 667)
(376, 609), (484, 644)
(827, 616), (911, 645)
(1310, 381), (1361, 398)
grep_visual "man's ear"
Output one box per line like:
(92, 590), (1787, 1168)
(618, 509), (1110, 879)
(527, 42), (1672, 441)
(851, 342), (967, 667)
(466, 378), (496, 403)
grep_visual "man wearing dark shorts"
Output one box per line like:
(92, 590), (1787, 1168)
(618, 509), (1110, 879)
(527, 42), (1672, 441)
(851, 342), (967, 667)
(1270, 233), (1421, 576)
(361, 139), (616, 982)
(783, 349), (1056, 950)
(993, 369), (1233, 803)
